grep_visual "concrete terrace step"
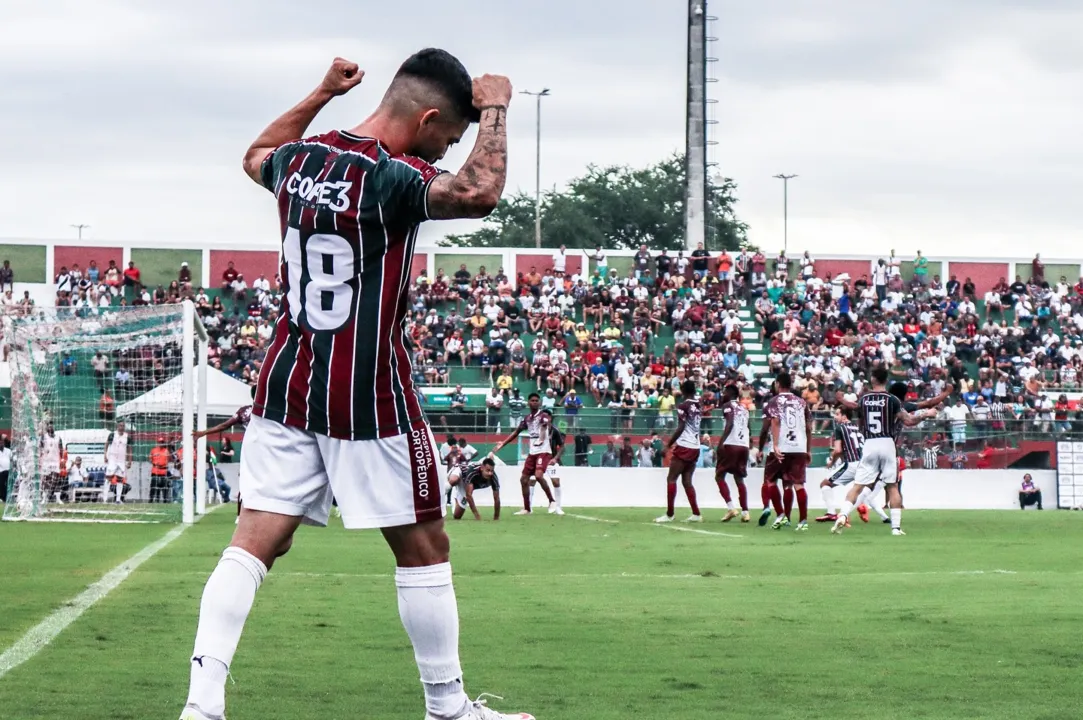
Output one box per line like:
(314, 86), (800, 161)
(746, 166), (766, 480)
(743, 342), (763, 352)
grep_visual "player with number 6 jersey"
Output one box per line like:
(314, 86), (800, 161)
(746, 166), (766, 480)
(763, 372), (812, 530)
(179, 51), (535, 720)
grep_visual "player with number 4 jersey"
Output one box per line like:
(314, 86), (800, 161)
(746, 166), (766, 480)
(179, 52), (534, 720)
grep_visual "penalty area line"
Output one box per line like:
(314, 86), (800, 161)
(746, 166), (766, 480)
(564, 513), (620, 524)
(0, 523), (188, 679)
(653, 523), (744, 538)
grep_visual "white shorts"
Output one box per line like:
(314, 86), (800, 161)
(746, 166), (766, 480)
(854, 437), (897, 486)
(544, 462), (560, 481)
(827, 461), (858, 486)
(240, 414), (445, 530)
(105, 463), (126, 479)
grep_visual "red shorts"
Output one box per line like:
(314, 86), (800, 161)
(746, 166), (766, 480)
(763, 452), (808, 485)
(670, 445), (700, 470)
(715, 445), (749, 479)
(523, 453), (552, 477)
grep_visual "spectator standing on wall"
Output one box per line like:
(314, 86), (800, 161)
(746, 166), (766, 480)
(872, 259), (888, 304)
(86, 260), (100, 283)
(913, 251), (928, 285)
(123, 261), (141, 289)
(592, 245), (608, 278)
(551, 245), (567, 277)
(179, 261), (192, 288)
(104, 261), (123, 295)
(0, 260), (13, 293)
(691, 242), (710, 280)
(634, 245), (650, 280)
(1032, 254), (1044, 285)
(887, 250), (901, 278)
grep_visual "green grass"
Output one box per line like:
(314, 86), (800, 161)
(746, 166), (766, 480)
(1, 509), (1082, 719)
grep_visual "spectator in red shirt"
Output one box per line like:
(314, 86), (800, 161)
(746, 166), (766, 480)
(123, 261), (141, 288)
(222, 261), (239, 287)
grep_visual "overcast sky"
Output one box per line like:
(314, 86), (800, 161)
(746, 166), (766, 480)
(1, 0), (1080, 258)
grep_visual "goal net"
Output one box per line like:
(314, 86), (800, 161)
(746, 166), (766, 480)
(2, 303), (206, 523)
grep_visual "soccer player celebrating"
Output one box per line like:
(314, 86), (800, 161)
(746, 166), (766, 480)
(179, 54), (534, 720)
(655, 380), (704, 523)
(831, 366), (935, 537)
(764, 372), (812, 530)
(715, 384), (751, 522)
(448, 458), (501, 521)
(489, 393), (558, 515)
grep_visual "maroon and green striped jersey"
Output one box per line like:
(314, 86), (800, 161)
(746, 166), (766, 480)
(253, 130), (442, 440)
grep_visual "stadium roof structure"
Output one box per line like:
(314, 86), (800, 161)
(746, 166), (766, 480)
(116, 366), (251, 418)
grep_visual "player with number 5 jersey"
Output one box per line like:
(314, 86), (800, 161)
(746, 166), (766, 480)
(179, 51), (535, 720)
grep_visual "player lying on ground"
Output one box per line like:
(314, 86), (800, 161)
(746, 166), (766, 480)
(715, 383), (751, 522)
(489, 393), (559, 515)
(655, 380), (705, 523)
(831, 366), (939, 537)
(448, 458), (501, 520)
(179, 52), (533, 720)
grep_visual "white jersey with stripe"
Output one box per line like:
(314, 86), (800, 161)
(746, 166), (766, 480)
(764, 391), (810, 454)
(675, 399), (703, 450)
(722, 401), (750, 448)
(520, 410), (552, 456)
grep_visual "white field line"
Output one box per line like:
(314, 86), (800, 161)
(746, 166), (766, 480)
(564, 513), (620, 523)
(263, 569), (1029, 582)
(653, 523), (744, 538)
(0, 524), (188, 679)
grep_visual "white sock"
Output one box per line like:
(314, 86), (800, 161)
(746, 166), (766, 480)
(839, 500), (854, 519)
(529, 484), (536, 506)
(890, 508), (902, 530)
(188, 547), (267, 716)
(396, 563), (469, 719)
(821, 486), (834, 514)
(874, 503), (890, 520)
(726, 500), (735, 510)
(554, 485), (562, 507)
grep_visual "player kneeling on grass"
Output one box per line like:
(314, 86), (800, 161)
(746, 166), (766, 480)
(449, 458), (501, 521)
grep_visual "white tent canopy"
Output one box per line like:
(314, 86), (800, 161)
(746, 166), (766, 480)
(116, 366), (252, 418)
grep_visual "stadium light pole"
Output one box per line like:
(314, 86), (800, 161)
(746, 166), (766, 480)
(773, 174), (797, 254)
(521, 88), (550, 249)
(70, 223), (90, 240)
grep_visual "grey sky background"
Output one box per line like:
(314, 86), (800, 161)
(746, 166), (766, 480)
(1, 0), (1080, 257)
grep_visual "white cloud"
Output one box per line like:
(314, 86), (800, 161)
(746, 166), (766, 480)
(0, 0), (1079, 260)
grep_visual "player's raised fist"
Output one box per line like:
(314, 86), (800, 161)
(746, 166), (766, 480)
(321, 58), (364, 96)
(472, 74), (512, 110)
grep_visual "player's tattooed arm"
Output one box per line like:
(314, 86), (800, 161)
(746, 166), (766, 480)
(242, 58), (364, 185)
(428, 74), (512, 219)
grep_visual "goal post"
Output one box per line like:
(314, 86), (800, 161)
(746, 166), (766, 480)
(2, 301), (209, 524)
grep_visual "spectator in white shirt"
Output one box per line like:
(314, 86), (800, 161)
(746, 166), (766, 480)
(551, 245), (567, 276)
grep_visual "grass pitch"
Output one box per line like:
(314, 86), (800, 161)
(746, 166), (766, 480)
(0, 508), (1081, 720)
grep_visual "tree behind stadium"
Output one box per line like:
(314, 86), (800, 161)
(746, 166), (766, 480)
(440, 152), (752, 251)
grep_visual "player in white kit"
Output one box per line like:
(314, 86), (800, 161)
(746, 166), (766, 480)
(105, 420), (132, 504)
(490, 393), (559, 515)
(715, 384), (751, 522)
(40, 423), (63, 504)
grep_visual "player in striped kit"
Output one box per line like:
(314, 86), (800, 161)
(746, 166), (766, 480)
(655, 380), (705, 523)
(447, 458), (501, 521)
(490, 394), (559, 515)
(180, 54), (534, 720)
(815, 407), (889, 524)
(832, 367), (935, 536)
(715, 384), (751, 522)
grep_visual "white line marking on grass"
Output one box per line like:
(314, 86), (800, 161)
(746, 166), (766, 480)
(0, 524), (188, 679)
(654, 524), (744, 538)
(565, 513), (620, 524)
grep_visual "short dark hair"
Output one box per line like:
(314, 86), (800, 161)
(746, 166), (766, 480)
(776, 372), (792, 390)
(681, 380), (697, 397)
(393, 48), (479, 123)
(837, 406), (853, 420)
(480, 457), (496, 468)
(888, 381), (908, 401)
(873, 366), (890, 385)
(722, 384), (738, 400)
(528, 392), (540, 400)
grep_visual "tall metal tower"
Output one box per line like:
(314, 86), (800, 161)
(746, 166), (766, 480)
(685, 1), (713, 251)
